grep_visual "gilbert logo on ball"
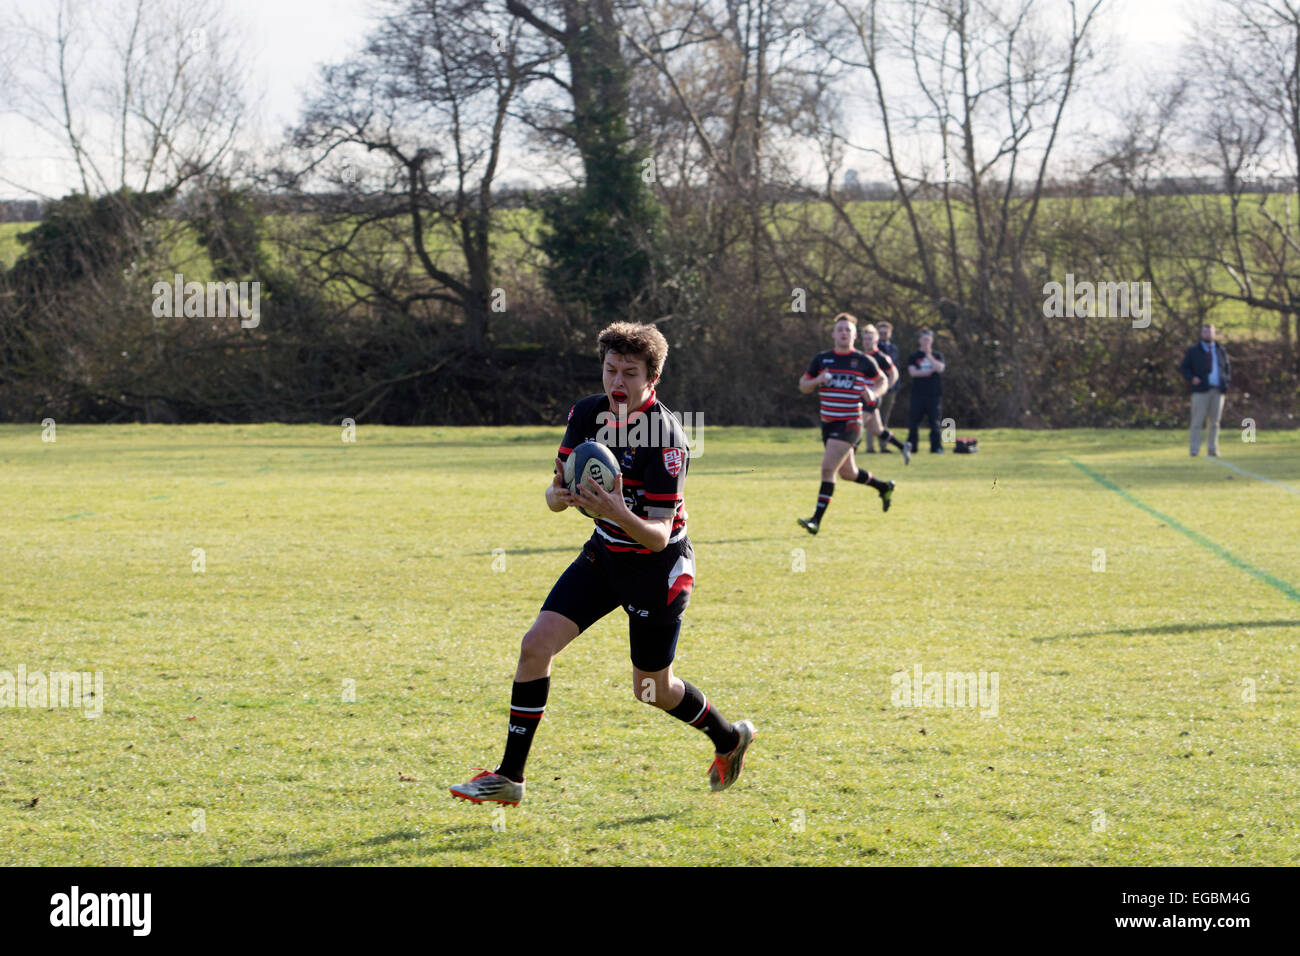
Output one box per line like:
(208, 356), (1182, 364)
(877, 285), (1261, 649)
(564, 441), (620, 518)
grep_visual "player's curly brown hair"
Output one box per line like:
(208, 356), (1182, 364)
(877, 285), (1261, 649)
(597, 322), (669, 382)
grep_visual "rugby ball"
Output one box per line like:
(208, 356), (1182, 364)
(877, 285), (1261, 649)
(564, 440), (620, 518)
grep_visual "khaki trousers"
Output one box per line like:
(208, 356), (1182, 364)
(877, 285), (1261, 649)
(1189, 390), (1225, 456)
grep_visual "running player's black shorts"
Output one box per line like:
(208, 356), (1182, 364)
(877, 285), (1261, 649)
(821, 419), (862, 447)
(541, 536), (695, 672)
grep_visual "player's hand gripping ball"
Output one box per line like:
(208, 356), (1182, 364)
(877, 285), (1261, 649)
(564, 440), (620, 518)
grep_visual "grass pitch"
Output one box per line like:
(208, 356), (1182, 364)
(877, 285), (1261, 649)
(1, 423), (1297, 865)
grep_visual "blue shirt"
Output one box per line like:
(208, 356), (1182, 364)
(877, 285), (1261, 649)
(880, 341), (901, 392)
(1203, 342), (1221, 387)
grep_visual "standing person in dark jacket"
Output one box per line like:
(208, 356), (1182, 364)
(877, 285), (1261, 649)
(865, 321), (903, 453)
(907, 329), (946, 454)
(1179, 323), (1231, 457)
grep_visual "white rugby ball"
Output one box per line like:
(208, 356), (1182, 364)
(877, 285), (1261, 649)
(564, 440), (620, 517)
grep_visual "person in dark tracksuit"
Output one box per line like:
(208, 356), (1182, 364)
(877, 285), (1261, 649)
(906, 329), (946, 454)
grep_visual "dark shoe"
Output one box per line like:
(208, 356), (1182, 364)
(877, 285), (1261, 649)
(880, 481), (895, 512)
(932, 447), (945, 454)
(879, 447), (892, 454)
(796, 517), (819, 535)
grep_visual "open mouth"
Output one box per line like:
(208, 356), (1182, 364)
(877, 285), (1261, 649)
(611, 390), (628, 404)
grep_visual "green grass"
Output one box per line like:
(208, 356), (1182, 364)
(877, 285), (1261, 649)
(1, 424), (1297, 865)
(0, 222), (29, 269)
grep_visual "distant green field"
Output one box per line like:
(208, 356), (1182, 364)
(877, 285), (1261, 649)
(2, 424), (1296, 865)
(4, 192), (1294, 338)
(0, 222), (28, 268)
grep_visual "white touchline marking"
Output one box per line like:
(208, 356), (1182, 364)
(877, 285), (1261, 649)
(1207, 457), (1300, 496)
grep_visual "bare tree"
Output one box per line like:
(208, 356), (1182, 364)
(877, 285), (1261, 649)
(5, 0), (246, 197)
(802, 0), (1107, 419)
(1185, 0), (1300, 367)
(281, 0), (548, 354)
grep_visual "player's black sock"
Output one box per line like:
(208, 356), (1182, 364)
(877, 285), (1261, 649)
(855, 469), (888, 492)
(812, 481), (834, 523)
(668, 681), (740, 753)
(881, 429), (906, 451)
(496, 676), (548, 782)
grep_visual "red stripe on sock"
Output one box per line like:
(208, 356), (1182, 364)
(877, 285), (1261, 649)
(691, 701), (711, 726)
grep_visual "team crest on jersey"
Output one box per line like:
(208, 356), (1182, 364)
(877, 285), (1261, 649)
(662, 447), (683, 476)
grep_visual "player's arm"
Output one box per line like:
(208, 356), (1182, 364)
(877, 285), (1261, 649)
(799, 370), (831, 393)
(928, 353), (946, 373)
(801, 356), (832, 393)
(886, 364), (900, 388)
(908, 360), (928, 377)
(549, 402), (586, 512)
(571, 476), (673, 552)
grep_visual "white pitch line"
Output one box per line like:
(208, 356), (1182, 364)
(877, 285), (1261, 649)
(1206, 457), (1300, 496)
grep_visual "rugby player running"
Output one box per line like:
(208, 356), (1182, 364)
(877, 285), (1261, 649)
(450, 323), (755, 806)
(860, 321), (911, 464)
(796, 313), (895, 535)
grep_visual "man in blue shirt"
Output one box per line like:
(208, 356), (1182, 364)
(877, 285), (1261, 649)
(1178, 323), (1231, 457)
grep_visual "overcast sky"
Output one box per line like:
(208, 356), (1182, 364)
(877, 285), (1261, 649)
(0, 0), (1202, 201)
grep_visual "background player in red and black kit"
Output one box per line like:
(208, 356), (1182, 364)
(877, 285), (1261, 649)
(450, 322), (754, 807)
(796, 314), (895, 535)
(860, 322), (911, 464)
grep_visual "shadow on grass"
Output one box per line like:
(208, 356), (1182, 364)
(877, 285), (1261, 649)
(468, 537), (774, 557)
(1033, 618), (1300, 643)
(231, 829), (495, 866)
(595, 811), (685, 830)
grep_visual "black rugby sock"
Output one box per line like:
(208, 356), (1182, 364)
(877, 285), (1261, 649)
(667, 680), (740, 753)
(881, 429), (906, 451)
(812, 481), (834, 523)
(496, 677), (549, 782)
(854, 469), (889, 492)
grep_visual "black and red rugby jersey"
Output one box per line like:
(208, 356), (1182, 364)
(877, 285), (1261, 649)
(805, 349), (882, 421)
(865, 347), (895, 385)
(557, 389), (689, 555)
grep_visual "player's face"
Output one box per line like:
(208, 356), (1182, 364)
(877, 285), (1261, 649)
(862, 329), (878, 351)
(603, 351), (655, 413)
(1201, 324), (1215, 342)
(833, 321), (855, 351)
